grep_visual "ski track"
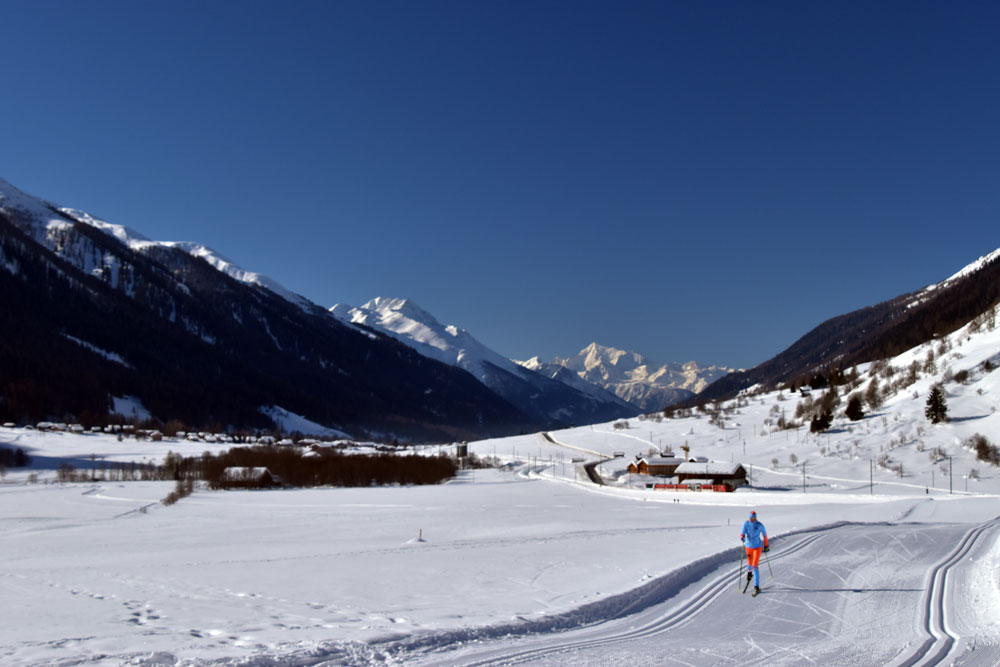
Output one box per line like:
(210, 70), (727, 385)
(382, 531), (829, 666)
(318, 519), (1000, 667)
(891, 517), (1000, 667)
(10, 520), (1000, 666)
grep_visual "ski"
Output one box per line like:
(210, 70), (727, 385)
(742, 573), (752, 594)
(752, 587), (761, 597)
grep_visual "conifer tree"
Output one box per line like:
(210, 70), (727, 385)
(925, 384), (949, 424)
(845, 395), (865, 421)
(810, 410), (833, 433)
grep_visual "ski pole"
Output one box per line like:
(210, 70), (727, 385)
(764, 548), (774, 580)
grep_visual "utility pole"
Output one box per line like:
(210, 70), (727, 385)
(949, 455), (953, 495)
(870, 459), (873, 495)
(802, 463), (806, 493)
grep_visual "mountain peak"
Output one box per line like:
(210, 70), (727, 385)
(558, 342), (648, 374)
(360, 297), (442, 328)
(517, 356), (544, 371)
(329, 298), (635, 425)
(331, 297), (463, 359)
(545, 343), (735, 411)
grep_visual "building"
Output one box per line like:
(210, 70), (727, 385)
(674, 461), (747, 490)
(626, 456), (685, 477)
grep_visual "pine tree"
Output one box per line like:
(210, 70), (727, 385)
(925, 384), (949, 424)
(810, 410), (833, 433)
(845, 395), (865, 421)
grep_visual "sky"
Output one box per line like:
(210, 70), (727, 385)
(2, 1), (998, 369)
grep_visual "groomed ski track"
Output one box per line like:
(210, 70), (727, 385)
(384, 519), (1000, 667)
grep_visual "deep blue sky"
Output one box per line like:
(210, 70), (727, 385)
(2, 1), (998, 369)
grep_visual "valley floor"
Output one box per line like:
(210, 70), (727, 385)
(2, 461), (999, 666)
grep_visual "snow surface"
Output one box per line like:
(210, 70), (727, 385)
(111, 395), (152, 422)
(259, 406), (351, 439)
(3, 303), (1000, 665)
(63, 334), (132, 368)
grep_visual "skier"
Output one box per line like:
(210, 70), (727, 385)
(740, 510), (769, 596)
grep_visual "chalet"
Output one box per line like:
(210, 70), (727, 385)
(675, 461), (747, 490)
(627, 456), (685, 477)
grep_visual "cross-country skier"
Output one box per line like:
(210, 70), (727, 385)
(740, 510), (769, 595)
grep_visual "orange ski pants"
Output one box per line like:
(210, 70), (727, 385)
(745, 546), (762, 569)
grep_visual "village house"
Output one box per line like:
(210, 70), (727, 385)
(626, 456), (685, 477)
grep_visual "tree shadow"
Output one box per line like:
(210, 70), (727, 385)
(949, 415), (991, 423)
(21, 453), (131, 471)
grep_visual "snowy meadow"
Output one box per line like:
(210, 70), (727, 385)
(3, 309), (1000, 666)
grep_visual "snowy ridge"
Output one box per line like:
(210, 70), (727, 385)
(331, 297), (635, 423)
(0, 178), (312, 310)
(924, 247), (1000, 292)
(533, 342), (736, 411)
(60, 207), (150, 245)
(519, 355), (633, 406)
(0, 177), (75, 247)
(137, 241), (313, 309)
(331, 297), (520, 378)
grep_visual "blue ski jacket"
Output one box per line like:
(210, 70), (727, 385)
(741, 520), (768, 549)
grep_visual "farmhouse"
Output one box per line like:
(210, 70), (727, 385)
(626, 456), (685, 476)
(674, 461), (747, 490)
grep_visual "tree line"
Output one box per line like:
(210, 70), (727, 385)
(50, 445), (459, 489)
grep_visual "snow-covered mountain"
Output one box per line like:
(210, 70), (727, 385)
(331, 298), (635, 425)
(0, 177), (314, 312)
(696, 247), (1000, 404)
(525, 343), (736, 411)
(0, 177), (542, 440)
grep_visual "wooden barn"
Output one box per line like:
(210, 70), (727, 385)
(627, 456), (685, 477)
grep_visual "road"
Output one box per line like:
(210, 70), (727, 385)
(394, 519), (1000, 666)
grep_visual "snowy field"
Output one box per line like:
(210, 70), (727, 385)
(3, 310), (1000, 665)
